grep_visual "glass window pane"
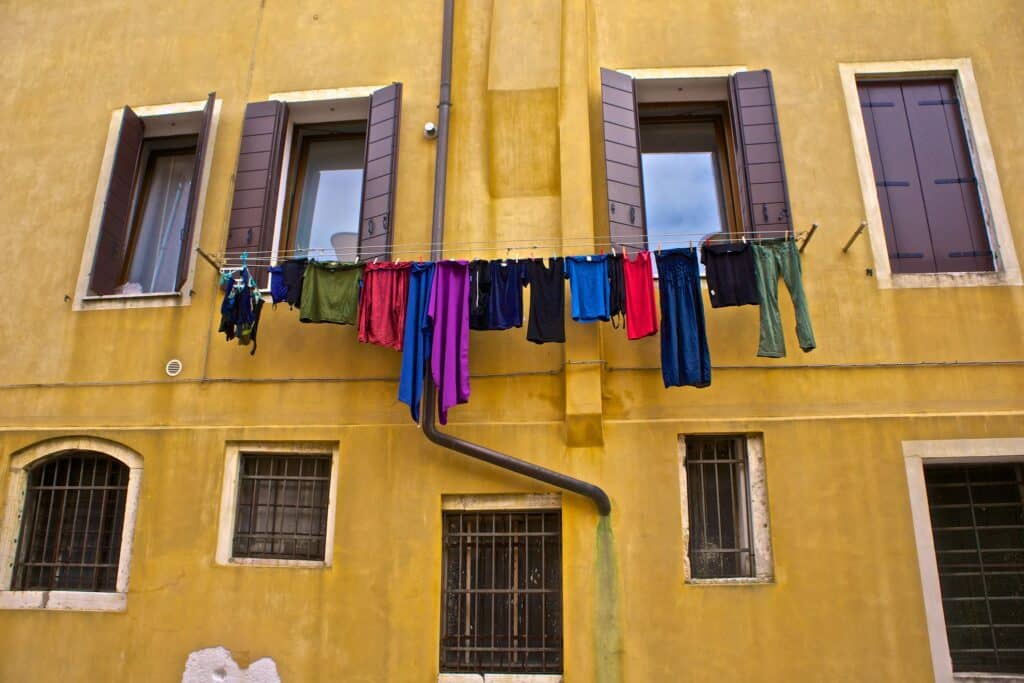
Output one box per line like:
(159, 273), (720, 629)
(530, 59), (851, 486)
(124, 152), (195, 293)
(293, 138), (364, 258)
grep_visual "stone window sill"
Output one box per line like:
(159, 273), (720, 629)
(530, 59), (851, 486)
(223, 557), (329, 569)
(881, 270), (1023, 290)
(0, 590), (126, 612)
(954, 674), (1024, 683)
(76, 290), (186, 311)
(439, 674), (564, 683)
(686, 576), (774, 586)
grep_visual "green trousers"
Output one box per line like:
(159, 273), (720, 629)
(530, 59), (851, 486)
(752, 240), (816, 358)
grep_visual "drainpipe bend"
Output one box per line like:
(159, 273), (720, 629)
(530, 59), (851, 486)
(420, 0), (611, 517)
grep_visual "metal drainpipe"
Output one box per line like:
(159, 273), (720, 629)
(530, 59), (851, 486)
(420, 0), (611, 517)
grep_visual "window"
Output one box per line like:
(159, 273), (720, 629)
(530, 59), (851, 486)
(679, 434), (773, 583)
(76, 94), (217, 307)
(925, 463), (1024, 674)
(601, 68), (795, 256)
(840, 59), (1021, 289)
(440, 508), (563, 675)
(225, 84), (403, 283)
(215, 442), (339, 568)
(0, 437), (143, 611)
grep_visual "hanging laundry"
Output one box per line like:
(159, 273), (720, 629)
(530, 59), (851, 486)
(469, 259), (491, 330)
(751, 239), (816, 358)
(607, 253), (627, 329)
(217, 266), (264, 356)
(358, 261), (412, 350)
(269, 265), (288, 306)
(428, 261), (471, 425)
(523, 257), (566, 344)
(655, 249), (711, 388)
(565, 255), (610, 322)
(701, 242), (760, 308)
(398, 262), (436, 422)
(299, 261), (364, 325)
(486, 259), (525, 330)
(283, 258), (308, 309)
(622, 250), (658, 340)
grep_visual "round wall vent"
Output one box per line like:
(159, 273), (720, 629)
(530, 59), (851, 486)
(165, 359), (183, 377)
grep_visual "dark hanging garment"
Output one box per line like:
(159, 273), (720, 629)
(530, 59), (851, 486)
(701, 242), (760, 308)
(486, 260), (525, 330)
(523, 257), (566, 344)
(218, 267), (263, 355)
(282, 258), (307, 309)
(655, 249), (711, 388)
(607, 253), (627, 328)
(468, 259), (492, 330)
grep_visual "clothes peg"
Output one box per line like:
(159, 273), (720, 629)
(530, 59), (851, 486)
(623, 245), (628, 258)
(657, 243), (663, 255)
(611, 246), (617, 257)
(373, 256), (379, 264)
(240, 251), (249, 266)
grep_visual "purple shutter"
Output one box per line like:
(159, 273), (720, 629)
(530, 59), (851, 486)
(225, 100), (289, 282)
(729, 70), (794, 236)
(176, 92), (216, 290)
(600, 68), (646, 250)
(90, 106), (144, 294)
(902, 80), (993, 272)
(358, 83), (402, 261)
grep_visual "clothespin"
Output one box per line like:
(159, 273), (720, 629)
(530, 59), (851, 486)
(623, 245), (628, 258)
(742, 233), (748, 244)
(373, 256), (379, 264)
(240, 251), (249, 267)
(611, 246), (616, 256)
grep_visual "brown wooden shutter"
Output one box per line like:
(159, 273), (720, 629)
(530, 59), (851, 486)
(90, 106), (144, 295)
(358, 83), (402, 262)
(225, 100), (289, 282)
(600, 68), (646, 250)
(729, 70), (794, 236)
(175, 92), (216, 290)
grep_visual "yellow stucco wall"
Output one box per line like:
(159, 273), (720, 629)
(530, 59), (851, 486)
(0, 0), (1022, 680)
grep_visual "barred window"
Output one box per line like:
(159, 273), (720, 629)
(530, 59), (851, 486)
(925, 463), (1024, 674)
(440, 510), (563, 674)
(232, 453), (331, 561)
(684, 435), (756, 579)
(12, 452), (129, 592)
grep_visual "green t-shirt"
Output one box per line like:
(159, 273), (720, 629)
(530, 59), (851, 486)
(299, 261), (365, 325)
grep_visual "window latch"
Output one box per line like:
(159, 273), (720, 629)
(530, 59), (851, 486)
(629, 206), (636, 224)
(367, 218), (375, 235)
(382, 214), (389, 233)
(762, 204), (769, 222)
(609, 202), (616, 216)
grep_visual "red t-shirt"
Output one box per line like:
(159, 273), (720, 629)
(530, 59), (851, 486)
(623, 251), (658, 340)
(358, 262), (412, 350)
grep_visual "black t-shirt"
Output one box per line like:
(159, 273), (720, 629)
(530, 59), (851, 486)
(701, 242), (760, 308)
(523, 258), (565, 344)
(607, 253), (627, 325)
(469, 260), (491, 330)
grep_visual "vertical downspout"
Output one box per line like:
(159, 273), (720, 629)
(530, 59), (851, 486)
(420, 0), (611, 517)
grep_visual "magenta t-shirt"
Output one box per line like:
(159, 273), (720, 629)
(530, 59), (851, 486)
(428, 261), (471, 424)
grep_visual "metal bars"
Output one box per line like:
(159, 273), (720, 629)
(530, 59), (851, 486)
(12, 452), (128, 591)
(232, 454), (331, 561)
(685, 436), (755, 579)
(440, 510), (563, 674)
(925, 463), (1024, 673)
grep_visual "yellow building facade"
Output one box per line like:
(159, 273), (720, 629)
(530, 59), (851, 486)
(1, 1), (1023, 681)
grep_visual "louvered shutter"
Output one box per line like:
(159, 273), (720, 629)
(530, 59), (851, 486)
(225, 100), (289, 283)
(600, 68), (646, 251)
(175, 92), (216, 290)
(729, 70), (794, 237)
(358, 83), (402, 262)
(90, 106), (144, 295)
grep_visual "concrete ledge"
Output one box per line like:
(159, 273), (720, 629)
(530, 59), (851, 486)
(0, 590), (126, 612)
(438, 676), (563, 683)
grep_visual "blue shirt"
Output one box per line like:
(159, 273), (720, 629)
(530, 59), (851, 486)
(565, 255), (610, 322)
(486, 260), (525, 330)
(398, 263), (435, 422)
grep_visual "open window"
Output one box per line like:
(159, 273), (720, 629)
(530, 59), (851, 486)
(600, 69), (794, 253)
(224, 84), (402, 283)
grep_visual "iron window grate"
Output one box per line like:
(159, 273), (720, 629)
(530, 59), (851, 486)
(926, 463), (1024, 674)
(232, 454), (331, 561)
(440, 510), (563, 674)
(12, 452), (129, 592)
(685, 435), (756, 579)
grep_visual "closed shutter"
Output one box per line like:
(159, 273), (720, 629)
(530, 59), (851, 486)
(600, 68), (646, 251)
(90, 106), (145, 295)
(729, 70), (794, 236)
(175, 92), (216, 290)
(358, 83), (402, 262)
(225, 100), (289, 282)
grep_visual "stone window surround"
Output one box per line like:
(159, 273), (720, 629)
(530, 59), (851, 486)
(902, 437), (1024, 683)
(215, 441), (340, 569)
(839, 58), (1021, 290)
(0, 436), (144, 612)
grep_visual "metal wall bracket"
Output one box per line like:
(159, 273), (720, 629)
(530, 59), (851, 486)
(799, 223), (818, 254)
(842, 221), (868, 253)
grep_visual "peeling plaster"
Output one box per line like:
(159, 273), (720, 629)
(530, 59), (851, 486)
(182, 647), (281, 683)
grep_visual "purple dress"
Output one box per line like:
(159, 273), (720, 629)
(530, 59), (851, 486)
(428, 261), (471, 424)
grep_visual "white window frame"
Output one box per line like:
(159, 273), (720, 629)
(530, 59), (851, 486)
(73, 97), (222, 310)
(0, 437), (143, 612)
(216, 441), (339, 569)
(903, 438), (1024, 683)
(839, 58), (1021, 289)
(678, 433), (774, 585)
